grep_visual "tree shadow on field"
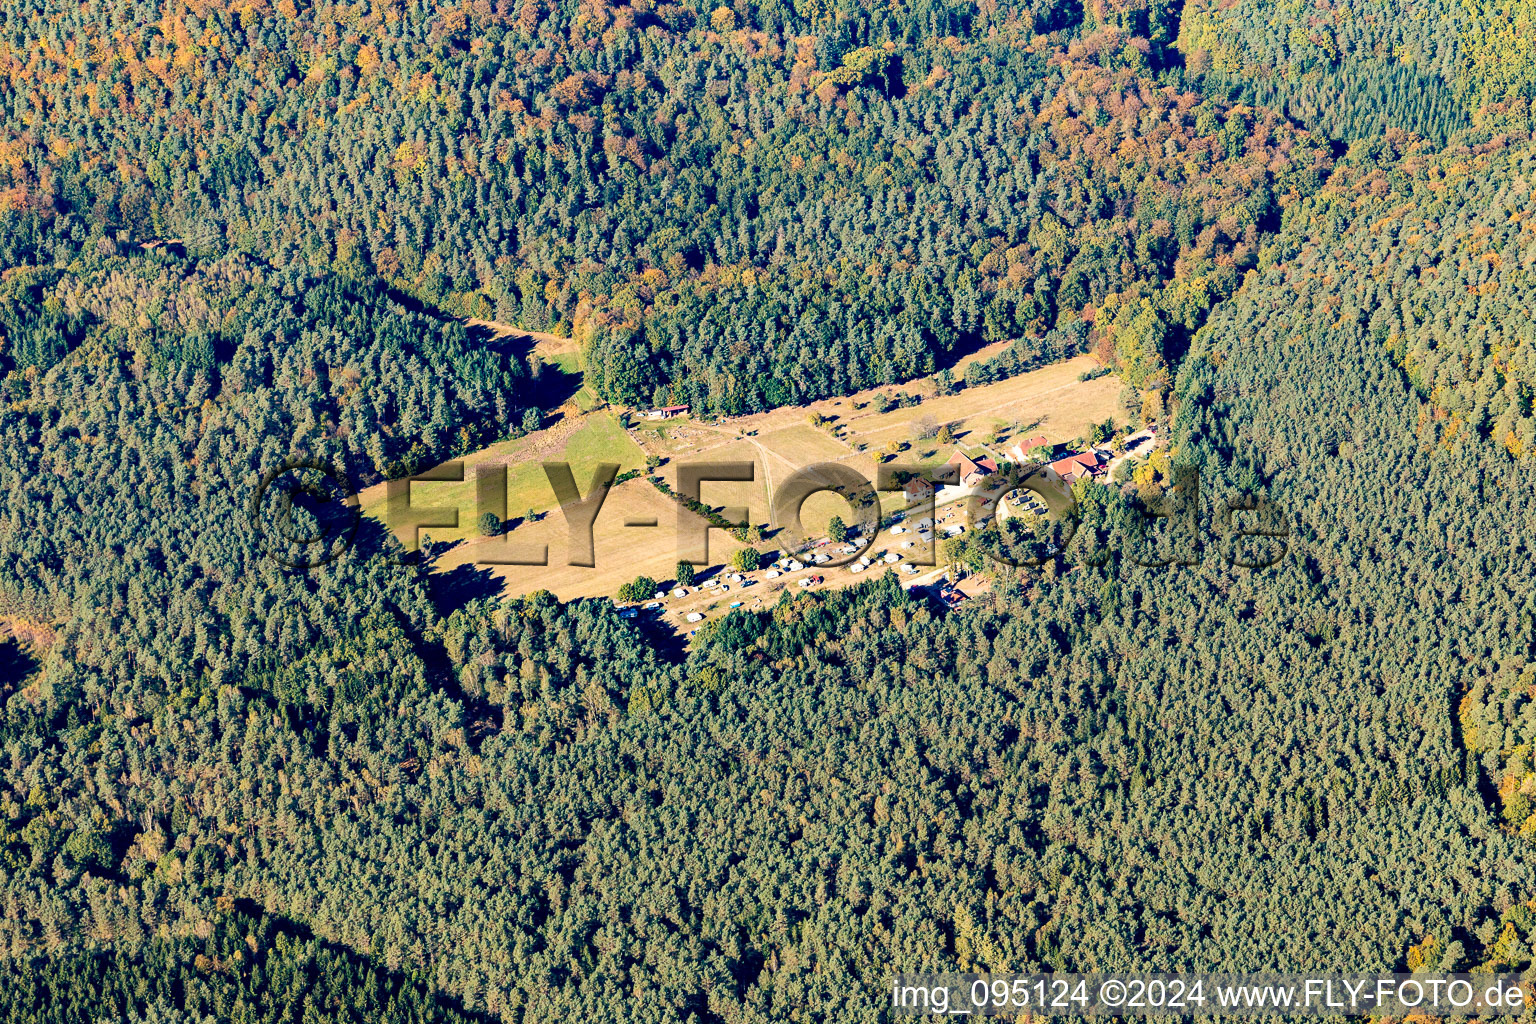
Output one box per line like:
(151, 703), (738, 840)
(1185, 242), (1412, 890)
(528, 358), (584, 409)
(428, 561), (506, 617)
(464, 322), (582, 410)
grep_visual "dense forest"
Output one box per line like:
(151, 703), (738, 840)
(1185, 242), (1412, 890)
(0, 0), (1333, 411)
(1178, 0), (1536, 144)
(5, 0), (1536, 1019)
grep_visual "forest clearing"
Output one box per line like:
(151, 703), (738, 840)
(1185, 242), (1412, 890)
(365, 351), (1122, 607)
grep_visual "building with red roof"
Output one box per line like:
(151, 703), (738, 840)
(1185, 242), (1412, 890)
(945, 450), (999, 488)
(1048, 451), (1103, 483)
(1008, 436), (1051, 463)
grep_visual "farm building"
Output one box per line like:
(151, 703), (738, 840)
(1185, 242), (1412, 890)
(1008, 436), (1051, 463)
(1048, 451), (1104, 484)
(945, 451), (999, 488)
(903, 476), (935, 502)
